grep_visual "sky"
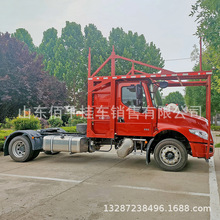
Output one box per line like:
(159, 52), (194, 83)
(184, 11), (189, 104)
(0, 0), (199, 96)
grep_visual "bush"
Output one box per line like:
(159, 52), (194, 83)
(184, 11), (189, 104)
(68, 115), (87, 126)
(48, 116), (63, 127)
(2, 118), (13, 129)
(0, 129), (14, 151)
(12, 116), (41, 130)
(0, 141), (4, 151)
(62, 114), (70, 126)
(60, 126), (77, 133)
(0, 129), (13, 140)
(40, 118), (49, 129)
(211, 125), (220, 131)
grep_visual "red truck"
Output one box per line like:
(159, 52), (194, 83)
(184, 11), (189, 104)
(3, 47), (213, 171)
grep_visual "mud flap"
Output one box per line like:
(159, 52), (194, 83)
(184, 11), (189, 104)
(146, 138), (154, 165)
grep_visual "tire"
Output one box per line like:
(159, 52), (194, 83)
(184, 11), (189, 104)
(154, 138), (188, 171)
(8, 136), (34, 162)
(44, 151), (60, 155)
(29, 150), (41, 161)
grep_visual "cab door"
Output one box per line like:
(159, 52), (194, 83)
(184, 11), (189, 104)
(116, 81), (156, 137)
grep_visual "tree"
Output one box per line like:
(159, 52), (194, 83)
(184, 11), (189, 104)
(190, 1), (220, 124)
(58, 21), (85, 106)
(190, 0), (220, 53)
(185, 49), (220, 122)
(190, 0), (220, 86)
(37, 22), (165, 108)
(12, 28), (35, 52)
(0, 33), (67, 122)
(79, 24), (110, 106)
(163, 92), (185, 110)
(109, 28), (164, 74)
(38, 22), (110, 108)
(84, 24), (109, 74)
(38, 28), (58, 74)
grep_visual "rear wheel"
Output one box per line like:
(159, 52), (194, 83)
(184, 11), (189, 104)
(154, 138), (188, 171)
(9, 136), (34, 162)
(29, 150), (41, 161)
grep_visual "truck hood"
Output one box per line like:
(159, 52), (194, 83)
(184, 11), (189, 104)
(157, 108), (208, 132)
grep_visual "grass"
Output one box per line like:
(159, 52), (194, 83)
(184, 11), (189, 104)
(60, 126), (77, 133)
(215, 143), (220, 148)
(211, 125), (220, 131)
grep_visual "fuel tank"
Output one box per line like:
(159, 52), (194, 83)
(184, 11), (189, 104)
(43, 135), (88, 153)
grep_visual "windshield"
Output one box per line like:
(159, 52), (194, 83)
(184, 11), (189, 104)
(148, 83), (162, 107)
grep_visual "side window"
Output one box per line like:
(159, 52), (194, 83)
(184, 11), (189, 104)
(122, 87), (136, 106)
(121, 86), (147, 108)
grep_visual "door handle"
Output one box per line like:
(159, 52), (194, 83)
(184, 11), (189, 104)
(118, 117), (125, 123)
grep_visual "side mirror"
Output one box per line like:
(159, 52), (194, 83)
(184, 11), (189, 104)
(159, 81), (168, 89)
(136, 84), (143, 106)
(127, 85), (136, 92)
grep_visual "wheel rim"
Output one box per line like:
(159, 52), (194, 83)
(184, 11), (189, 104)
(12, 141), (26, 158)
(159, 145), (181, 166)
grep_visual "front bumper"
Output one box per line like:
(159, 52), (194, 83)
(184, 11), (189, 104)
(190, 142), (214, 158)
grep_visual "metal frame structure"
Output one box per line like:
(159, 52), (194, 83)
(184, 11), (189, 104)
(87, 46), (212, 159)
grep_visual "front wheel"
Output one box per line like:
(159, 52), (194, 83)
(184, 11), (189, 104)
(154, 138), (188, 171)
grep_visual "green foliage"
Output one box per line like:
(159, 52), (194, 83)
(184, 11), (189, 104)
(2, 118), (13, 129)
(211, 125), (220, 131)
(0, 129), (14, 151)
(109, 28), (164, 74)
(38, 22), (87, 107)
(12, 116), (41, 130)
(155, 90), (163, 106)
(12, 28), (35, 52)
(215, 143), (220, 148)
(38, 28), (58, 63)
(188, 0), (220, 120)
(185, 50), (220, 118)
(5, 23), (165, 112)
(37, 22), (164, 108)
(190, 0), (220, 54)
(48, 117), (63, 127)
(60, 126), (77, 133)
(0, 141), (4, 151)
(163, 92), (185, 109)
(190, 0), (220, 89)
(68, 115), (87, 126)
(0, 129), (14, 140)
(61, 114), (70, 125)
(84, 24), (109, 74)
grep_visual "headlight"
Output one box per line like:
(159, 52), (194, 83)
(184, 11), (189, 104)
(189, 129), (208, 140)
